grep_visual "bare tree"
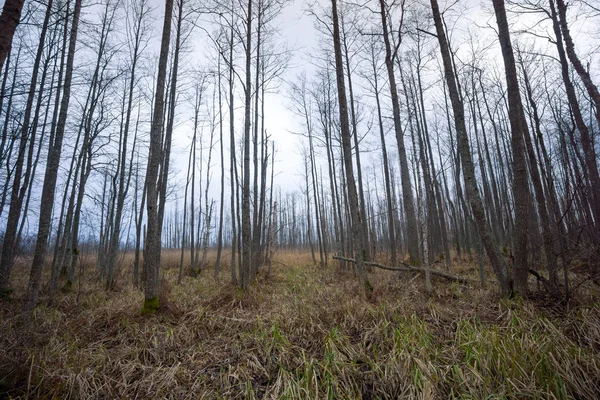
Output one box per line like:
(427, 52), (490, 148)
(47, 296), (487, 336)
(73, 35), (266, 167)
(378, 0), (420, 265)
(0, 0), (53, 297)
(429, 0), (512, 296)
(491, 0), (531, 296)
(21, 0), (83, 320)
(331, 0), (371, 293)
(141, 0), (174, 314)
(240, 0), (253, 290)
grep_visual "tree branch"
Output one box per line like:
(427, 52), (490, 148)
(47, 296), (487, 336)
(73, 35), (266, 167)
(333, 256), (475, 284)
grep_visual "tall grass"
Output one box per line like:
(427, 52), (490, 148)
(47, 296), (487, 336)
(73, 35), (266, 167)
(0, 250), (599, 398)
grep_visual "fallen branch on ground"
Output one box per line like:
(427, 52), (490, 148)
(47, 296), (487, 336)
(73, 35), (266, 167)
(528, 268), (551, 291)
(271, 260), (291, 268)
(333, 256), (476, 284)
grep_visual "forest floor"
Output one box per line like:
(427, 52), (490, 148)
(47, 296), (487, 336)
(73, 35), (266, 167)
(1, 250), (599, 399)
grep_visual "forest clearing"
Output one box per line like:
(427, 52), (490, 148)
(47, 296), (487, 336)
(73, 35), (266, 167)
(1, 0), (600, 397)
(1, 249), (599, 399)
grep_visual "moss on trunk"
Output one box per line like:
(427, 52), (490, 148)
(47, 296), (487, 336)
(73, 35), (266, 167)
(60, 280), (73, 293)
(141, 296), (159, 315)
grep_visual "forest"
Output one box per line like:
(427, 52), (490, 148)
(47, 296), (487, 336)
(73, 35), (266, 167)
(0, 0), (599, 397)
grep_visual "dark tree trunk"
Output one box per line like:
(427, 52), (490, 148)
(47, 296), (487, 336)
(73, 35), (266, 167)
(430, 0), (513, 296)
(141, 0), (174, 314)
(378, 0), (420, 264)
(0, 0), (24, 72)
(0, 0), (52, 295)
(331, 0), (371, 293)
(491, 0), (530, 296)
(551, 0), (600, 243)
(241, 0), (253, 290)
(21, 0), (83, 320)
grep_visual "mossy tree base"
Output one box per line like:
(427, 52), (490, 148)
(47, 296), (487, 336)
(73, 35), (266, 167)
(141, 296), (159, 315)
(61, 280), (73, 293)
(0, 287), (13, 301)
(188, 268), (201, 278)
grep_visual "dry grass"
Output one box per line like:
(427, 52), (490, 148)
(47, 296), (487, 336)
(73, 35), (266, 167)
(1, 249), (599, 399)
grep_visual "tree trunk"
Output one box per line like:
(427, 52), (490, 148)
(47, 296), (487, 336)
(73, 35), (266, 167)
(378, 0), (419, 265)
(0, 0), (24, 72)
(551, 0), (600, 244)
(241, 0), (253, 290)
(141, 0), (174, 314)
(105, 0), (148, 288)
(555, 0), (600, 133)
(215, 56), (225, 279)
(21, 0), (83, 320)
(331, 0), (371, 293)
(491, 0), (531, 296)
(0, 0), (52, 295)
(430, 0), (513, 296)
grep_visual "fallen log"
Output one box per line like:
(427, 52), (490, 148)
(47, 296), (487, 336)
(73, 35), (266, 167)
(332, 256), (475, 284)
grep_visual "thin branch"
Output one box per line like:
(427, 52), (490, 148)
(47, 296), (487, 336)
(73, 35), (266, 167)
(333, 256), (476, 284)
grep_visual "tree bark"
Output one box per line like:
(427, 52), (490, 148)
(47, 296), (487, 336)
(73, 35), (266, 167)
(141, 0), (174, 314)
(241, 0), (253, 290)
(378, 0), (420, 265)
(0, 0), (24, 72)
(551, 0), (600, 243)
(555, 0), (600, 133)
(430, 0), (513, 296)
(331, 0), (372, 293)
(21, 0), (83, 320)
(0, 0), (52, 295)
(491, 0), (530, 296)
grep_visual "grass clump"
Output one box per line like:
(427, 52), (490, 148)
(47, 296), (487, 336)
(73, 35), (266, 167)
(0, 249), (599, 398)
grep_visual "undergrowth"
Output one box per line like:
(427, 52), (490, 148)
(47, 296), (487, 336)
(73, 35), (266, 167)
(0, 250), (599, 399)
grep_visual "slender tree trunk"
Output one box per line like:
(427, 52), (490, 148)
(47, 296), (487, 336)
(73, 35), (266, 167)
(491, 0), (531, 296)
(369, 45), (397, 267)
(141, 0), (174, 314)
(133, 172), (146, 288)
(551, 0), (600, 243)
(106, 0), (147, 288)
(518, 51), (559, 289)
(0, 0), (52, 295)
(304, 154), (316, 264)
(0, 47), (19, 218)
(331, 0), (371, 293)
(378, 0), (419, 264)
(555, 0), (600, 131)
(215, 57), (225, 279)
(251, 0), (263, 280)
(430, 0), (512, 296)
(266, 201), (276, 277)
(228, 13), (238, 284)
(241, 0), (253, 290)
(179, 134), (194, 284)
(21, 0), (83, 320)
(157, 0), (182, 239)
(341, 14), (370, 262)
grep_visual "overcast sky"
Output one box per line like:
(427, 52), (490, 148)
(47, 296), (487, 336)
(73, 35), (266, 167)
(160, 0), (600, 208)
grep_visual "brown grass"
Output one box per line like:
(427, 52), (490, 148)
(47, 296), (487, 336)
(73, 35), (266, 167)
(0, 249), (599, 399)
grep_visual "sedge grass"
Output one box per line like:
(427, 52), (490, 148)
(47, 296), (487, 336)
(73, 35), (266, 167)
(0, 249), (598, 399)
